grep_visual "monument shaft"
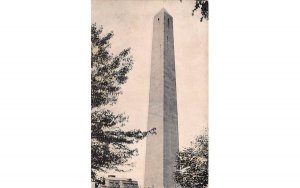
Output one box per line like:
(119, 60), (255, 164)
(144, 9), (179, 188)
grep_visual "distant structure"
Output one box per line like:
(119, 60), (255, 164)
(92, 175), (139, 188)
(144, 8), (179, 188)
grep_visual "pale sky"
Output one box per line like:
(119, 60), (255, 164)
(92, 0), (208, 185)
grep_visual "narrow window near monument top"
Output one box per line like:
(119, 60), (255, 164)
(160, 44), (161, 57)
(158, 18), (159, 21)
(168, 18), (170, 27)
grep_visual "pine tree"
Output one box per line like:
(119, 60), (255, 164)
(91, 23), (155, 181)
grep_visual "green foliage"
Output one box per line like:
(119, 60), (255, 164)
(91, 23), (155, 181)
(174, 134), (208, 188)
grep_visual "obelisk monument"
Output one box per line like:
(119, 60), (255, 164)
(144, 8), (179, 188)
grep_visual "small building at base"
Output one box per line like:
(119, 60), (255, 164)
(92, 175), (139, 188)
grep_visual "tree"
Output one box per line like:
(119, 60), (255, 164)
(174, 134), (208, 188)
(181, 0), (209, 22)
(91, 23), (156, 182)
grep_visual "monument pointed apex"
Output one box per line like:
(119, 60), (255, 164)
(160, 8), (168, 13)
(155, 8), (171, 17)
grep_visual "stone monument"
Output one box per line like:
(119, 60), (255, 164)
(144, 8), (179, 188)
